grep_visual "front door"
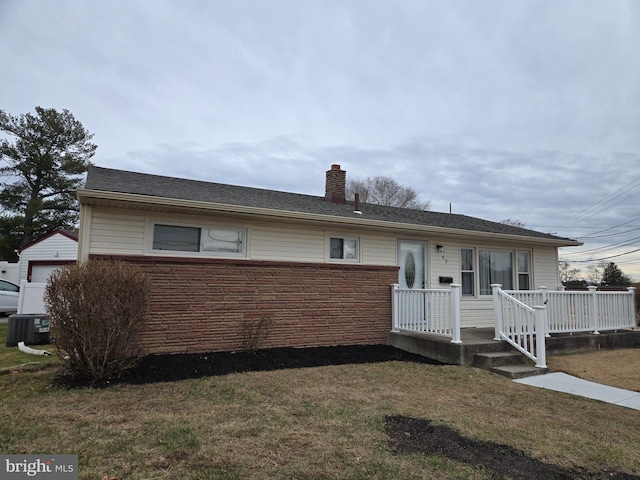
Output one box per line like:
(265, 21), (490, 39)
(398, 240), (427, 289)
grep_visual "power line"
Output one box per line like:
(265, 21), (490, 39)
(576, 225), (640, 239)
(578, 213), (640, 238)
(562, 247), (640, 263)
(561, 234), (640, 256)
(553, 176), (640, 229)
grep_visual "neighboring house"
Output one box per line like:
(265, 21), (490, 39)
(0, 261), (19, 284)
(77, 164), (580, 355)
(17, 230), (78, 284)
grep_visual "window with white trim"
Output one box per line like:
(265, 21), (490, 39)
(152, 223), (246, 255)
(517, 251), (531, 290)
(479, 250), (513, 295)
(329, 236), (359, 261)
(461, 248), (475, 296)
(461, 248), (532, 297)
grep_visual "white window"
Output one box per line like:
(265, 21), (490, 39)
(461, 248), (475, 296)
(517, 251), (531, 290)
(479, 250), (513, 295)
(461, 248), (532, 297)
(152, 223), (246, 256)
(328, 236), (359, 261)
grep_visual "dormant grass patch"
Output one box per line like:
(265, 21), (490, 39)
(0, 324), (57, 371)
(1, 355), (639, 479)
(547, 348), (640, 392)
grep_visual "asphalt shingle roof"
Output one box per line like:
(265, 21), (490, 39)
(84, 165), (576, 243)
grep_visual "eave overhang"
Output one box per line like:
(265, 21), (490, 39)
(77, 189), (582, 248)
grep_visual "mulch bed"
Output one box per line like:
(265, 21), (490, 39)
(54, 344), (441, 388)
(385, 415), (639, 480)
(52, 345), (639, 479)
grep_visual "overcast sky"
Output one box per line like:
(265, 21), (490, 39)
(1, 0), (639, 281)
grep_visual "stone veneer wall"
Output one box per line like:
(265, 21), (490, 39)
(91, 255), (398, 354)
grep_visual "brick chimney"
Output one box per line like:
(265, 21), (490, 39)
(325, 164), (346, 204)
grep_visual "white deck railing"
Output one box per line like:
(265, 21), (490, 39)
(391, 284), (461, 343)
(492, 285), (547, 368)
(504, 286), (637, 334)
(392, 283), (636, 364)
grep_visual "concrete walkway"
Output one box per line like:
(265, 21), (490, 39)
(515, 372), (640, 410)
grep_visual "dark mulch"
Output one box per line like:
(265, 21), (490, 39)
(53, 344), (441, 388)
(385, 415), (640, 480)
(125, 344), (442, 384)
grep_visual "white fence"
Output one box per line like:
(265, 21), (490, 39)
(17, 281), (48, 315)
(391, 284), (461, 343)
(492, 285), (547, 368)
(504, 286), (637, 334)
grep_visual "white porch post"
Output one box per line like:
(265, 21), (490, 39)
(538, 286), (551, 337)
(628, 287), (637, 331)
(491, 284), (503, 340)
(533, 305), (547, 369)
(588, 285), (600, 334)
(450, 284), (462, 344)
(539, 286), (548, 304)
(391, 284), (399, 331)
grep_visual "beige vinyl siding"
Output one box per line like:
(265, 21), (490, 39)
(460, 299), (495, 327)
(89, 209), (146, 255)
(428, 238), (461, 288)
(361, 234), (396, 266)
(250, 224), (397, 265)
(426, 238), (494, 327)
(87, 207), (399, 265)
(532, 247), (560, 289)
(250, 223), (325, 262)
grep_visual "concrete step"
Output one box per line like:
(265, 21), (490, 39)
(490, 364), (549, 379)
(473, 351), (530, 369)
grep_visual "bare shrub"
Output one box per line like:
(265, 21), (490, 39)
(241, 316), (274, 353)
(45, 260), (150, 382)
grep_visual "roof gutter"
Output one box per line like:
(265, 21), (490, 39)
(77, 189), (582, 247)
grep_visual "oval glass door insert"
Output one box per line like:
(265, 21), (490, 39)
(405, 252), (416, 288)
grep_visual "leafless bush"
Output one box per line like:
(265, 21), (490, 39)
(241, 316), (274, 353)
(45, 260), (150, 382)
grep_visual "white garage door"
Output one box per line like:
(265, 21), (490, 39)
(30, 265), (62, 283)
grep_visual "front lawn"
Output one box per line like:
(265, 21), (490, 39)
(1, 339), (639, 478)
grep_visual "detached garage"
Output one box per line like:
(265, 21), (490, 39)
(17, 230), (78, 284)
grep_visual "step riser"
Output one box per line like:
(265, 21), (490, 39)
(474, 353), (528, 369)
(474, 351), (546, 379)
(490, 366), (549, 379)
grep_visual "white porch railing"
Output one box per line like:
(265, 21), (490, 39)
(392, 283), (636, 366)
(492, 284), (547, 368)
(504, 286), (637, 334)
(391, 284), (461, 343)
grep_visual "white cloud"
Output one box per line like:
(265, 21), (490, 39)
(1, 0), (639, 280)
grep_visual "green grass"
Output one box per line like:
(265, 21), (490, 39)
(1, 324), (639, 479)
(0, 323), (57, 371)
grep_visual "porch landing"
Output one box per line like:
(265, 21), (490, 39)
(388, 328), (640, 367)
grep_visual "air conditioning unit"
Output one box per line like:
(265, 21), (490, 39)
(5, 314), (50, 347)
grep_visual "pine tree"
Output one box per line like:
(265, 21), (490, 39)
(601, 262), (632, 286)
(0, 107), (96, 259)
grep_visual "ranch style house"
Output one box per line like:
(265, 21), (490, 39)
(75, 164), (595, 360)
